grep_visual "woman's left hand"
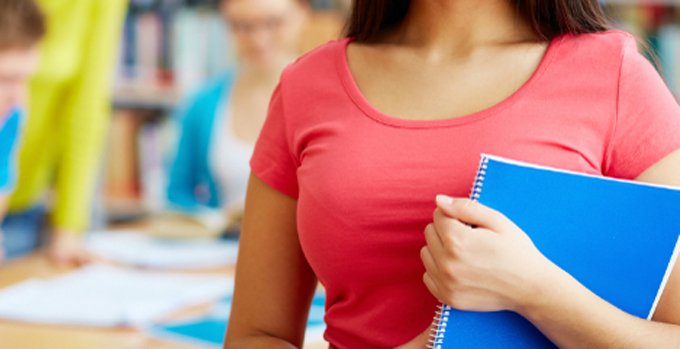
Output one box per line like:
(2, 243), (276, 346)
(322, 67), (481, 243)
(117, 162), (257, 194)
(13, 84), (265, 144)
(421, 195), (559, 314)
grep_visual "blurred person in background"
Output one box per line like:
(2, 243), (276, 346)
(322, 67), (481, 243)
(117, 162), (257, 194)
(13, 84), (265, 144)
(165, 0), (311, 235)
(0, 0), (45, 261)
(5, 0), (128, 266)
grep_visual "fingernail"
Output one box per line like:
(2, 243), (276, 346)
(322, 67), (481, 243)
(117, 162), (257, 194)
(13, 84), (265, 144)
(436, 195), (454, 205)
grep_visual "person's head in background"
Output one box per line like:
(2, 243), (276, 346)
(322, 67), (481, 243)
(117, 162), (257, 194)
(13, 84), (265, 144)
(220, 0), (309, 74)
(0, 0), (45, 119)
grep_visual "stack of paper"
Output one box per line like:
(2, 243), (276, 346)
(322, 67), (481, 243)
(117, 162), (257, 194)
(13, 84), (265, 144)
(84, 231), (239, 269)
(0, 264), (234, 327)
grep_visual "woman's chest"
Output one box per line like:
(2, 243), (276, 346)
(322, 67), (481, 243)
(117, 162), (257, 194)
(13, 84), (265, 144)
(294, 112), (608, 219)
(290, 100), (613, 286)
(346, 43), (549, 121)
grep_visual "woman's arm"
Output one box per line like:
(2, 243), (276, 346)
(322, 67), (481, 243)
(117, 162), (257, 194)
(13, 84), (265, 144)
(48, 0), (128, 265)
(417, 149), (680, 348)
(51, 0), (127, 232)
(224, 173), (318, 348)
(638, 149), (680, 326)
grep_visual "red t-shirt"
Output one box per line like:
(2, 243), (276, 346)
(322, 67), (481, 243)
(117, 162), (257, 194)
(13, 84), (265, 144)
(250, 30), (680, 348)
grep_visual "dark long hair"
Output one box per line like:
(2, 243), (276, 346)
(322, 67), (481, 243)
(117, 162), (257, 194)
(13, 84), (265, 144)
(345, 0), (611, 42)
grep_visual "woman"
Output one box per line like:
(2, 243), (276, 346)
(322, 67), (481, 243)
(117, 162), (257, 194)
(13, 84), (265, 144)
(166, 0), (309, 233)
(226, 0), (680, 348)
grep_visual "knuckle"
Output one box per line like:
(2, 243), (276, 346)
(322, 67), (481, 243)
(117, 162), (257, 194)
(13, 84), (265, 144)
(442, 233), (458, 252)
(445, 234), (468, 256)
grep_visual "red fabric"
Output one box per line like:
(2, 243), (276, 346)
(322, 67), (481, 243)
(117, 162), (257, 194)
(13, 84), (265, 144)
(250, 30), (680, 348)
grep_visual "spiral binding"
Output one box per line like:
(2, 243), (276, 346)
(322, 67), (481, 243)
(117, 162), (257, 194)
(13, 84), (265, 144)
(426, 304), (451, 348)
(470, 155), (489, 202)
(427, 155), (490, 348)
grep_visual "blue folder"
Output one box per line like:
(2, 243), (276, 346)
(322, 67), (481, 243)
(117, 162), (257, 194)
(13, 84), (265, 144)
(433, 155), (680, 348)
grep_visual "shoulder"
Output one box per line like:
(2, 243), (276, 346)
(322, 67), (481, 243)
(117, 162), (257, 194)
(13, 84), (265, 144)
(558, 29), (638, 62)
(560, 30), (660, 84)
(546, 30), (645, 87)
(276, 39), (351, 117)
(281, 39), (349, 86)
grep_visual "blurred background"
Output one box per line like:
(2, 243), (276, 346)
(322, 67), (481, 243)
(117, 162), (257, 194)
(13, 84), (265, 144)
(102, 0), (351, 227)
(102, 0), (680, 229)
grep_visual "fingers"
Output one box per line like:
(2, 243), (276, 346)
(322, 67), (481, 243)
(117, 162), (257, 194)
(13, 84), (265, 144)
(432, 208), (472, 249)
(435, 195), (508, 232)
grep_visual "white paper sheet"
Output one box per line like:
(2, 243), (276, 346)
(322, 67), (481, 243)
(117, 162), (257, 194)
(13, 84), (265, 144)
(0, 264), (234, 327)
(84, 231), (239, 269)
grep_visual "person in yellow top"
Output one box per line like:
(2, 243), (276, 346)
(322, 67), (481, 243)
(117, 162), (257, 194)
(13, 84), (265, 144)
(5, 0), (128, 265)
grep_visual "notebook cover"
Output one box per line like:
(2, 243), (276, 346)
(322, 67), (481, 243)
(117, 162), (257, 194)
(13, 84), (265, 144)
(433, 155), (680, 348)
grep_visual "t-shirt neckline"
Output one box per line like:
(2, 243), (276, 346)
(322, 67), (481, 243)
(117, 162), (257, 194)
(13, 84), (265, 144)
(335, 35), (565, 129)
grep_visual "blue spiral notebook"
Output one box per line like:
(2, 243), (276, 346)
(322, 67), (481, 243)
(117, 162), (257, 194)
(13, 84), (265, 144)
(430, 154), (680, 348)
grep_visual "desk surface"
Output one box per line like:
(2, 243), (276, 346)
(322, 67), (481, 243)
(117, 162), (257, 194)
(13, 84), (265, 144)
(0, 253), (327, 349)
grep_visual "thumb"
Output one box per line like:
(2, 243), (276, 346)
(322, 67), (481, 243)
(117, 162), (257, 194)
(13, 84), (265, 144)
(435, 195), (508, 232)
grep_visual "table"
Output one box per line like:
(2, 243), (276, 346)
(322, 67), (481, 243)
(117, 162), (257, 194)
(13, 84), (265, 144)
(0, 253), (328, 349)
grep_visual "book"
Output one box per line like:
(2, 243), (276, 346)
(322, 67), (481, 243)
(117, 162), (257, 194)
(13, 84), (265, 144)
(430, 154), (680, 348)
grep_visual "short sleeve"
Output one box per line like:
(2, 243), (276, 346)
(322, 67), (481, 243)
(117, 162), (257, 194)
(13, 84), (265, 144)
(604, 36), (680, 179)
(250, 83), (300, 199)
